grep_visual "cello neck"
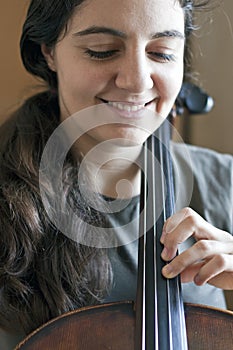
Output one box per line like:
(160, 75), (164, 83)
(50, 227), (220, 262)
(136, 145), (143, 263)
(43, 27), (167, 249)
(135, 118), (188, 350)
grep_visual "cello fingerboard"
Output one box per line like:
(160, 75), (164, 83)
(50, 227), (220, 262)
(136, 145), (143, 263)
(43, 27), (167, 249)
(136, 119), (188, 350)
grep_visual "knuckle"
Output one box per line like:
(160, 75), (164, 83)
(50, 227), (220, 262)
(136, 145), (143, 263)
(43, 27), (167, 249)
(183, 208), (198, 227)
(214, 254), (227, 269)
(183, 207), (194, 216)
(167, 236), (177, 247)
(195, 240), (211, 255)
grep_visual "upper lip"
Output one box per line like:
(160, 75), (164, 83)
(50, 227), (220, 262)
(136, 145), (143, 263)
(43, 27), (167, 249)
(98, 97), (156, 106)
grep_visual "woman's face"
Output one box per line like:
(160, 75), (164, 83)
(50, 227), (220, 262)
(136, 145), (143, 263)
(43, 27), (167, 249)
(42, 0), (185, 148)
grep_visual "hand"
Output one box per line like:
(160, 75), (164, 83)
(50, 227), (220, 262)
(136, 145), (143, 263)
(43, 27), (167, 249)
(160, 207), (233, 290)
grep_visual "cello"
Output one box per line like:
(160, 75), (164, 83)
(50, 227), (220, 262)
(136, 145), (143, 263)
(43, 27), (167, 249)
(15, 112), (233, 349)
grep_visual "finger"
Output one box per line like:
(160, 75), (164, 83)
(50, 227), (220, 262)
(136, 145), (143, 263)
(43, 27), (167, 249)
(161, 210), (233, 259)
(173, 260), (233, 290)
(160, 207), (191, 244)
(194, 254), (233, 287)
(208, 271), (233, 290)
(162, 240), (233, 278)
(161, 208), (204, 256)
(161, 214), (203, 261)
(161, 218), (196, 261)
(179, 262), (205, 283)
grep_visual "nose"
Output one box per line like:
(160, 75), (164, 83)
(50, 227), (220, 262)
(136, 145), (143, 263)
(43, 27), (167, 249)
(115, 51), (154, 93)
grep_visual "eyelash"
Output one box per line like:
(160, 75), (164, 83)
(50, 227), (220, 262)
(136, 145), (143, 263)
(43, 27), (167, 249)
(85, 49), (119, 60)
(149, 52), (176, 62)
(85, 49), (175, 62)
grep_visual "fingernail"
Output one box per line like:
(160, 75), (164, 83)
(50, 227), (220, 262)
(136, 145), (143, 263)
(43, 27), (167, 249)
(162, 264), (174, 279)
(161, 247), (168, 260)
(161, 247), (174, 261)
(194, 274), (203, 286)
(160, 229), (166, 244)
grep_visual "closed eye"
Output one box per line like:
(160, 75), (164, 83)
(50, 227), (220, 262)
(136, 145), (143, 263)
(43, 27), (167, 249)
(148, 52), (176, 62)
(84, 49), (175, 62)
(84, 49), (119, 60)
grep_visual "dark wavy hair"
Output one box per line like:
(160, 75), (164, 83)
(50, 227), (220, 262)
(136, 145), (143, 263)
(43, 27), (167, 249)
(0, 0), (211, 336)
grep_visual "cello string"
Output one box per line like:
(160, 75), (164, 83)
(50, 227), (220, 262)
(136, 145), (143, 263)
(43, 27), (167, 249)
(135, 139), (147, 350)
(145, 135), (156, 349)
(151, 134), (159, 350)
(142, 139), (147, 350)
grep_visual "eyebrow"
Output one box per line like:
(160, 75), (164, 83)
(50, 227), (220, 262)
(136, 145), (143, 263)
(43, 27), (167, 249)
(152, 30), (185, 40)
(72, 26), (185, 40)
(73, 26), (127, 38)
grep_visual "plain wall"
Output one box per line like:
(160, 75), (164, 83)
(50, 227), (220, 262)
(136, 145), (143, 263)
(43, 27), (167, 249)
(0, 0), (38, 122)
(186, 0), (233, 154)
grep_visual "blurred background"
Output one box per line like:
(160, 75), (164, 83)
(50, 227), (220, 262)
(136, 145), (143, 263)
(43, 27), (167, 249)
(181, 0), (233, 155)
(0, 1), (232, 308)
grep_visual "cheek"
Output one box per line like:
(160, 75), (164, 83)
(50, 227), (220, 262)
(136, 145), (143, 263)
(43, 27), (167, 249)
(57, 64), (114, 118)
(156, 65), (183, 100)
(61, 66), (112, 100)
(154, 65), (183, 116)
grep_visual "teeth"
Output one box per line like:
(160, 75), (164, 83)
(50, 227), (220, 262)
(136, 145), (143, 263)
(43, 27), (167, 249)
(108, 101), (145, 112)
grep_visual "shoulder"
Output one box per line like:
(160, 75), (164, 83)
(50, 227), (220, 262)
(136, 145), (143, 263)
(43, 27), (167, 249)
(171, 142), (233, 233)
(172, 141), (233, 169)
(171, 142), (233, 187)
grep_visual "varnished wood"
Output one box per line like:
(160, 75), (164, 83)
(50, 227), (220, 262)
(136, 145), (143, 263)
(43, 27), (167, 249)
(185, 303), (233, 350)
(15, 302), (136, 350)
(15, 302), (233, 349)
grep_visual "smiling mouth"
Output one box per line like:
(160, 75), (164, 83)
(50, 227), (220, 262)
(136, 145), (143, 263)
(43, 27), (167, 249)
(99, 98), (155, 113)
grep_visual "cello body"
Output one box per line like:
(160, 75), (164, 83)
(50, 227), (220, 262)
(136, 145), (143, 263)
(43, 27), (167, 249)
(15, 301), (233, 350)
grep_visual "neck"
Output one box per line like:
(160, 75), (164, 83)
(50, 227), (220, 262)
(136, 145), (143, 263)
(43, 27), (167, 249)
(73, 136), (143, 198)
(96, 159), (141, 199)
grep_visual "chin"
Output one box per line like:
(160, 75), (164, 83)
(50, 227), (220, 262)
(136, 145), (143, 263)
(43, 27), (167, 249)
(96, 125), (151, 147)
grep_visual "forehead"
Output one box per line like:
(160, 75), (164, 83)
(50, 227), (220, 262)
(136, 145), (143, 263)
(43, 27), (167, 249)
(68, 0), (184, 36)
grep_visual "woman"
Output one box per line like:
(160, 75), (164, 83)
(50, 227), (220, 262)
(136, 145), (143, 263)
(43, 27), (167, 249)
(0, 0), (232, 348)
